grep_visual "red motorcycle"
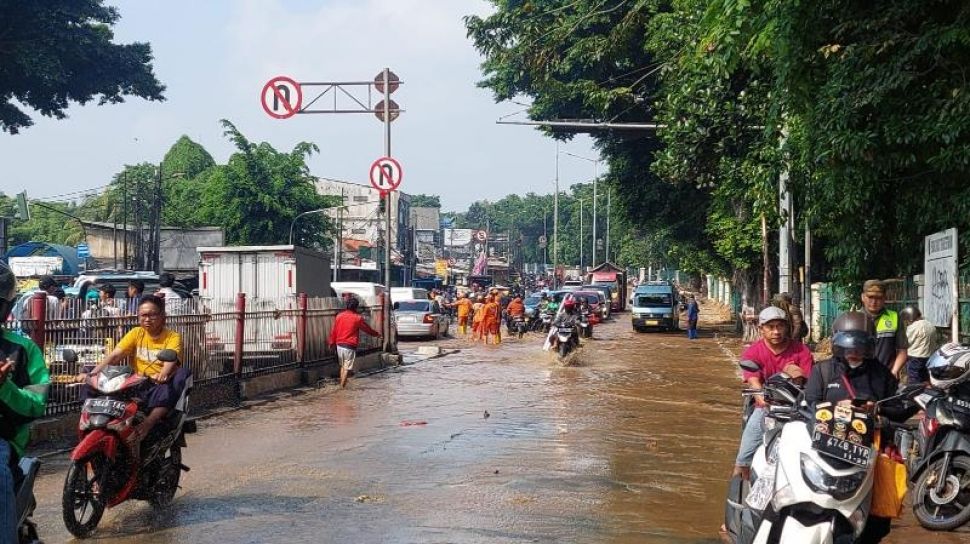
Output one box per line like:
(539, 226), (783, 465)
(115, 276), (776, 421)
(61, 349), (195, 538)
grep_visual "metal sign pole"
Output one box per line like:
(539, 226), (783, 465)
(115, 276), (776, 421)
(382, 68), (393, 354)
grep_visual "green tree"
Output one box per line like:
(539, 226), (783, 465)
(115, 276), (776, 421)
(198, 120), (337, 248)
(410, 194), (441, 208)
(0, 0), (165, 133)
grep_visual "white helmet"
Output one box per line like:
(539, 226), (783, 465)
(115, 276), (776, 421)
(927, 342), (970, 389)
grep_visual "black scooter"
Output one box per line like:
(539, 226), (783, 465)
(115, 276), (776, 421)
(909, 383), (970, 531)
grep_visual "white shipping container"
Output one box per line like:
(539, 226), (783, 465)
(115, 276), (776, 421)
(196, 245), (333, 361)
(198, 245), (332, 306)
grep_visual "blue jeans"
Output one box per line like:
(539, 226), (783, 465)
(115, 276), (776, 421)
(0, 439), (17, 543)
(736, 407), (766, 467)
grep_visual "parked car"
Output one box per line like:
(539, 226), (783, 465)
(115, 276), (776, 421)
(393, 299), (449, 340)
(332, 282), (387, 307)
(581, 284), (613, 319)
(560, 280), (584, 292)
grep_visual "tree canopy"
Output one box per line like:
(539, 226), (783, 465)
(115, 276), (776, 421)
(0, 0), (165, 134)
(467, 0), (970, 291)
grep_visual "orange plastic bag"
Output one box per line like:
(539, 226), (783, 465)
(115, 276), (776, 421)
(870, 452), (907, 518)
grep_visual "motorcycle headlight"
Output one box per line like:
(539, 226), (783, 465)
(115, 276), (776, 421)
(97, 374), (127, 393)
(800, 453), (867, 500)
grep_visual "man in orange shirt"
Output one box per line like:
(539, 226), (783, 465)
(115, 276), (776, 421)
(455, 293), (473, 336)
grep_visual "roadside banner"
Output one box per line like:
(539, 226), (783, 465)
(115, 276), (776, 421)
(924, 228), (958, 336)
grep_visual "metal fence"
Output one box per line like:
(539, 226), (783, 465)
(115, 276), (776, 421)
(10, 293), (380, 416)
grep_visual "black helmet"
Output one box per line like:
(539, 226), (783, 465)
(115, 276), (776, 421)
(900, 305), (921, 324)
(0, 262), (16, 322)
(831, 311), (875, 359)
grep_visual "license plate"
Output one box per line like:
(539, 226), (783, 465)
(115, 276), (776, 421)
(645, 320), (659, 326)
(812, 431), (872, 467)
(398, 315), (416, 323)
(83, 398), (127, 418)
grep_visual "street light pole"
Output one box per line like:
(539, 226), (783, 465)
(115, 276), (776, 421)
(289, 208), (330, 246)
(560, 150), (601, 268)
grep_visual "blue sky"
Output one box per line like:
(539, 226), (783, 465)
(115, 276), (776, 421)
(0, 0), (599, 212)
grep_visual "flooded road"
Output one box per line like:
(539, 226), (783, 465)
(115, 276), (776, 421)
(28, 307), (961, 543)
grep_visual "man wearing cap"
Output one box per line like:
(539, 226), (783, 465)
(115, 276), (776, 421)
(732, 306), (815, 478)
(860, 279), (908, 378)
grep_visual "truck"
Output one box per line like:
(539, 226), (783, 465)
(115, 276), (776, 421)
(587, 263), (627, 312)
(197, 245), (333, 375)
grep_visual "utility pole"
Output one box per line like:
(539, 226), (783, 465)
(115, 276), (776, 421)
(153, 164), (162, 273)
(606, 188), (611, 264)
(579, 198), (584, 272)
(592, 163), (598, 268)
(778, 128), (793, 296)
(381, 67), (393, 353)
(554, 143), (560, 288)
(334, 187), (344, 282)
(122, 171), (128, 269)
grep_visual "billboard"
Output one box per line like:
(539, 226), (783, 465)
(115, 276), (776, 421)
(443, 229), (473, 247)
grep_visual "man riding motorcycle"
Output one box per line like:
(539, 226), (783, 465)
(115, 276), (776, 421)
(547, 298), (580, 349)
(506, 296), (525, 334)
(0, 263), (50, 543)
(803, 311), (918, 544)
(77, 295), (187, 444)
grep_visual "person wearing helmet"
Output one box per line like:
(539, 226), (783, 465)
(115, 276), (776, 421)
(0, 264), (50, 542)
(732, 306), (814, 479)
(548, 296), (579, 348)
(900, 306), (938, 384)
(860, 279), (909, 378)
(803, 311), (915, 544)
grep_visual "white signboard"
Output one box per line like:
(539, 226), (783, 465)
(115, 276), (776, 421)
(924, 228), (958, 329)
(9, 256), (64, 277)
(443, 229), (473, 247)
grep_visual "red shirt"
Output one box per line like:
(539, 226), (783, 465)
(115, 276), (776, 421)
(740, 339), (814, 382)
(328, 310), (380, 349)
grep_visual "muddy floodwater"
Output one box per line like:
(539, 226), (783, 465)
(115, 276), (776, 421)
(28, 314), (961, 543)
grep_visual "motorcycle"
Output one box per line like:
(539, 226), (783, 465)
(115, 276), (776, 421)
(11, 452), (41, 543)
(539, 310), (555, 333)
(577, 311), (593, 339)
(724, 359), (914, 544)
(908, 382), (970, 530)
(508, 315), (528, 338)
(61, 349), (195, 538)
(551, 321), (578, 359)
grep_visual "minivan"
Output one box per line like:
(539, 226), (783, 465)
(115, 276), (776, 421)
(390, 287), (429, 302)
(631, 283), (679, 332)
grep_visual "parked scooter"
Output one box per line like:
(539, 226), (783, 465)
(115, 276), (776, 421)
(724, 359), (914, 544)
(907, 343), (970, 531)
(61, 349), (195, 538)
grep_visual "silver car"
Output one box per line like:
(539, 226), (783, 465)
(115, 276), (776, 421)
(393, 299), (449, 340)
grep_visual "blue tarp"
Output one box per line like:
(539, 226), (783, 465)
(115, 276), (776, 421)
(4, 242), (82, 276)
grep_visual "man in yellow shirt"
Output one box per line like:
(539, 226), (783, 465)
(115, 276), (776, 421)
(79, 295), (185, 440)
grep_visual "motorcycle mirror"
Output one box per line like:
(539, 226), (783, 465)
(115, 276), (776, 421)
(738, 359), (761, 373)
(156, 349), (179, 363)
(62, 349), (79, 364)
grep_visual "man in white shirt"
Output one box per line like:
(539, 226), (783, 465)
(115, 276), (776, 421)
(901, 306), (938, 384)
(156, 273), (184, 315)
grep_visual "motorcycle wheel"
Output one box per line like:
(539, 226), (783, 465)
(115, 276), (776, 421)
(559, 342), (570, 359)
(913, 455), (970, 531)
(151, 446), (182, 507)
(62, 453), (108, 538)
